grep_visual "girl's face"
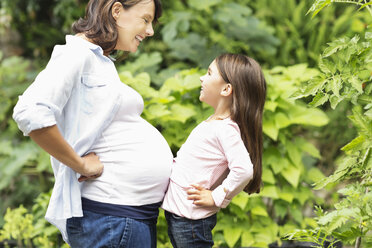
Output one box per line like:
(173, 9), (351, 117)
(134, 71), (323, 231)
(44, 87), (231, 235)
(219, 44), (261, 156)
(199, 60), (227, 108)
(114, 0), (155, 52)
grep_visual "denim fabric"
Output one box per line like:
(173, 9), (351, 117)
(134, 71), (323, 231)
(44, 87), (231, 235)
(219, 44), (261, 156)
(67, 210), (157, 248)
(165, 211), (217, 248)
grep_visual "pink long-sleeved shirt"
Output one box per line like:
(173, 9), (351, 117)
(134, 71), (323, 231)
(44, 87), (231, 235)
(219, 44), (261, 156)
(161, 118), (254, 219)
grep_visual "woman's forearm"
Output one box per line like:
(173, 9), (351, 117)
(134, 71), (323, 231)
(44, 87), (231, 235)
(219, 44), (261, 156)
(29, 125), (90, 175)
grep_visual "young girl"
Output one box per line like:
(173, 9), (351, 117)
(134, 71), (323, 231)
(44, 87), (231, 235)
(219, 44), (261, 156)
(161, 53), (266, 247)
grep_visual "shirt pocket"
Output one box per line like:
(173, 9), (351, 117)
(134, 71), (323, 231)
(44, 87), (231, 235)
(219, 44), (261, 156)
(80, 74), (110, 114)
(81, 74), (108, 87)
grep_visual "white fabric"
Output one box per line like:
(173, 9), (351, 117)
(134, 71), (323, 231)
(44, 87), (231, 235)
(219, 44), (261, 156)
(82, 82), (172, 205)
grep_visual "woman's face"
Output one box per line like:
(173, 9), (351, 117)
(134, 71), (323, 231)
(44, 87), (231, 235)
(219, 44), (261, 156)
(113, 0), (155, 52)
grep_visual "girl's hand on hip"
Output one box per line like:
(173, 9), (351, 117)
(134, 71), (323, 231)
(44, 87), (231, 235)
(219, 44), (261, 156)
(187, 184), (216, 207)
(78, 152), (104, 182)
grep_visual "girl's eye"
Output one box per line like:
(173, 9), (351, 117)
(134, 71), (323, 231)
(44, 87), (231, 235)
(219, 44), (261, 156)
(144, 18), (149, 23)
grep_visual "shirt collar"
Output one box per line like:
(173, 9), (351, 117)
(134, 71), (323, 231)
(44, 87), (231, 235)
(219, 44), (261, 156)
(65, 35), (104, 55)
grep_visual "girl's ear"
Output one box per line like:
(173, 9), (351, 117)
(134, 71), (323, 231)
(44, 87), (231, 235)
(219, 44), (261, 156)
(112, 2), (122, 20)
(221, 83), (233, 97)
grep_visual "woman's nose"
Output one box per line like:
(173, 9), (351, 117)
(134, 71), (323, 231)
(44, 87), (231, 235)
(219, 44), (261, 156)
(146, 23), (154, 37)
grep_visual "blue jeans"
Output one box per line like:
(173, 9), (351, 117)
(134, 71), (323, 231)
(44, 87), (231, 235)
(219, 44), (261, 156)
(165, 211), (217, 248)
(66, 210), (157, 248)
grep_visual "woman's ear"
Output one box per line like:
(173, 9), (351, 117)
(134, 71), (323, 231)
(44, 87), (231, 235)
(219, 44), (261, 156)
(221, 83), (233, 97)
(112, 2), (122, 20)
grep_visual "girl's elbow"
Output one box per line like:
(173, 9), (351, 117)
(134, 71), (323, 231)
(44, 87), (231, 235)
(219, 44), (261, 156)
(243, 167), (254, 183)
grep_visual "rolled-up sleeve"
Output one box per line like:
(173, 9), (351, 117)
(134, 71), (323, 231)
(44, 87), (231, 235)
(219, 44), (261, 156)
(212, 122), (254, 208)
(13, 47), (85, 136)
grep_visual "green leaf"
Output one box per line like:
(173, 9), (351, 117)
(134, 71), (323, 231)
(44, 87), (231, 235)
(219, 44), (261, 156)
(263, 118), (279, 141)
(314, 157), (357, 189)
(251, 206), (268, 217)
(349, 76), (363, 93)
(282, 164), (301, 188)
(358, 2), (372, 11)
(323, 37), (349, 57)
(275, 112), (291, 129)
(330, 75), (342, 97)
(144, 104), (171, 120)
(299, 77), (327, 97)
(269, 156), (290, 175)
(329, 95), (344, 109)
(274, 201), (288, 218)
(318, 208), (360, 231)
(350, 106), (371, 134)
(241, 231), (254, 247)
(262, 169), (275, 184)
(287, 104), (329, 127)
(278, 192), (294, 203)
(223, 228), (242, 248)
(264, 101), (278, 112)
(309, 92), (329, 107)
(295, 186), (313, 205)
(260, 185), (279, 199)
(286, 141), (302, 167)
(341, 135), (365, 153)
(295, 138), (321, 159)
(183, 73), (201, 90)
(168, 104), (197, 123)
(121, 52), (162, 75)
(319, 58), (336, 74)
(231, 192), (249, 210)
(308, 168), (325, 184)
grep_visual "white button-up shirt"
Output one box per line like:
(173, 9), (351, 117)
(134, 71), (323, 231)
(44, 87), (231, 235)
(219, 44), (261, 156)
(13, 35), (124, 243)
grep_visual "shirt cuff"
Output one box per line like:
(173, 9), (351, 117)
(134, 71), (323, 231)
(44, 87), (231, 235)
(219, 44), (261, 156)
(212, 186), (231, 208)
(13, 103), (57, 136)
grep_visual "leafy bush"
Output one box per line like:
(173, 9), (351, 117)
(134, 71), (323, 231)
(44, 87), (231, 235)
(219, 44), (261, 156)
(0, 52), (54, 226)
(287, 1), (372, 247)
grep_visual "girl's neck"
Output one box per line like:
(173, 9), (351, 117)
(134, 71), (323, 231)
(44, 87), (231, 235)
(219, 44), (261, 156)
(207, 106), (231, 122)
(206, 93), (232, 122)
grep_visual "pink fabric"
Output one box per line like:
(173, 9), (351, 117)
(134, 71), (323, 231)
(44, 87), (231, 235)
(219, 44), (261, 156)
(161, 118), (254, 219)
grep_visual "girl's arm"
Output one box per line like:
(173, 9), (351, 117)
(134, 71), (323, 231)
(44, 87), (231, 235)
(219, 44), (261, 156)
(188, 122), (253, 208)
(29, 125), (103, 180)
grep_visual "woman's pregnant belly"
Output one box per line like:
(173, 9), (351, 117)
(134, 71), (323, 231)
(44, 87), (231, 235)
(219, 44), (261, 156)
(81, 118), (173, 205)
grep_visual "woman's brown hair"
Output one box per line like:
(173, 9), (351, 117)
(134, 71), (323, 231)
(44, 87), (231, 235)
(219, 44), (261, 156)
(215, 53), (266, 194)
(72, 0), (162, 55)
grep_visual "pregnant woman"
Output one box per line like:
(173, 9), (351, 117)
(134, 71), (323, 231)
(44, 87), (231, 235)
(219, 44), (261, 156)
(13, 0), (172, 247)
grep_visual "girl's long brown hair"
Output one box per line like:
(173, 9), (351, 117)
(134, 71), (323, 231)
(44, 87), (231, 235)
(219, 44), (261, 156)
(215, 53), (266, 194)
(72, 0), (162, 55)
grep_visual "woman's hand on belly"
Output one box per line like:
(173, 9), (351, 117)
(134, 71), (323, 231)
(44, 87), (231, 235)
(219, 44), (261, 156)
(78, 152), (104, 182)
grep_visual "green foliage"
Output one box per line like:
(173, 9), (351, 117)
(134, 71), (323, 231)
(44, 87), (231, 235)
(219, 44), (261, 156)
(0, 191), (68, 248)
(157, 0), (279, 69)
(248, 0), (372, 67)
(288, 1), (372, 247)
(0, 0), (86, 57)
(308, 0), (372, 18)
(0, 53), (53, 225)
